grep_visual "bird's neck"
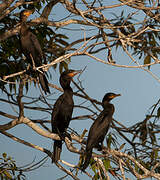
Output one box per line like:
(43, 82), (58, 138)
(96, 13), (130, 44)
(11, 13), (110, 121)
(102, 101), (109, 108)
(102, 102), (113, 109)
(20, 21), (28, 36)
(63, 85), (73, 92)
(61, 79), (73, 92)
(103, 103), (115, 115)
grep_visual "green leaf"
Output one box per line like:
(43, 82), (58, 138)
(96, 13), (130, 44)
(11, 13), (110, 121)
(154, 149), (158, 160)
(144, 55), (151, 64)
(157, 107), (160, 118)
(107, 134), (112, 148)
(151, 149), (158, 161)
(119, 143), (125, 151)
(0, 173), (4, 180)
(90, 159), (97, 173)
(59, 61), (69, 74)
(25, 81), (29, 93)
(140, 122), (147, 145)
(92, 172), (99, 180)
(149, 127), (156, 145)
(76, 152), (84, 175)
(135, 163), (138, 173)
(3, 170), (12, 179)
(80, 129), (88, 138)
(2, 153), (7, 158)
(55, 34), (69, 39)
(103, 159), (111, 170)
(56, 39), (69, 46)
(62, 61), (68, 71)
(144, 55), (151, 70)
(59, 63), (63, 74)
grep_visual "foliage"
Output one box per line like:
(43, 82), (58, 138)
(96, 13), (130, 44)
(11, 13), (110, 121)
(0, 153), (25, 180)
(1, 0), (160, 179)
(0, 6), (70, 92)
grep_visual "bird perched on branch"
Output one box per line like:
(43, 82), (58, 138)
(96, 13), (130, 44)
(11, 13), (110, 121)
(81, 92), (121, 170)
(19, 10), (50, 94)
(51, 69), (81, 163)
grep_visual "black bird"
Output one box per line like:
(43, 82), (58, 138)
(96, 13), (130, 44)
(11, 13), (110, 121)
(81, 92), (121, 170)
(51, 69), (81, 163)
(19, 10), (50, 94)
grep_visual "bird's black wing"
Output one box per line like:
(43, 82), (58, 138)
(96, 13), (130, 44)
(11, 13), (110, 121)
(81, 108), (113, 170)
(20, 21), (50, 94)
(51, 93), (65, 133)
(86, 109), (112, 151)
(23, 32), (50, 93)
(51, 93), (64, 163)
(52, 92), (74, 133)
(29, 32), (44, 66)
(51, 91), (74, 162)
(21, 31), (43, 65)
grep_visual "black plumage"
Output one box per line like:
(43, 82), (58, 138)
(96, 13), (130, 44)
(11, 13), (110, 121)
(81, 92), (121, 170)
(19, 10), (50, 94)
(51, 70), (80, 163)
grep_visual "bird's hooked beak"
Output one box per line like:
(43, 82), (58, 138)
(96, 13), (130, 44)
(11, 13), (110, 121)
(110, 94), (121, 99)
(24, 10), (33, 17)
(67, 70), (82, 77)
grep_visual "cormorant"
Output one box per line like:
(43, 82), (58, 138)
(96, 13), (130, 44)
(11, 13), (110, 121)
(81, 92), (121, 170)
(20, 10), (50, 94)
(51, 69), (81, 163)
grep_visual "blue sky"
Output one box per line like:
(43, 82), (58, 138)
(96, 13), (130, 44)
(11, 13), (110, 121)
(1, 1), (160, 179)
(1, 54), (160, 179)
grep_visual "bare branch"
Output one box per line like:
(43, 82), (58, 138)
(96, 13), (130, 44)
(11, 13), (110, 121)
(0, 130), (51, 156)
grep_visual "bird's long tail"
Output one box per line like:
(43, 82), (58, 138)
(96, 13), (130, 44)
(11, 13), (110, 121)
(81, 149), (92, 171)
(52, 140), (62, 163)
(38, 72), (50, 94)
